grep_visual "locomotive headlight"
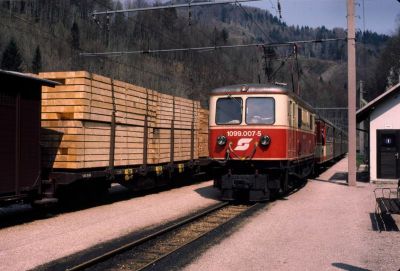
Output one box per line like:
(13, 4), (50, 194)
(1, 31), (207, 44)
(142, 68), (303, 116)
(260, 135), (271, 147)
(217, 135), (227, 146)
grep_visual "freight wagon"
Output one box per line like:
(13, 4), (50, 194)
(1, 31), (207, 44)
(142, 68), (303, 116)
(0, 70), (58, 205)
(0, 70), (209, 206)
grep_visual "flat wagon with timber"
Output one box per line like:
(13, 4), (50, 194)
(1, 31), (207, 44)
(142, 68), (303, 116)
(0, 70), (209, 205)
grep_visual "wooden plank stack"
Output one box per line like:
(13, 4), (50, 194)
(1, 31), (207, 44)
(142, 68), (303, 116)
(198, 109), (209, 158)
(39, 71), (209, 170)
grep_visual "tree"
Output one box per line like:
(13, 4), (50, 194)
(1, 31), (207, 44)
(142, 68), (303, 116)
(221, 28), (229, 43)
(221, 6), (228, 23)
(371, 29), (400, 99)
(1, 38), (23, 72)
(111, 1), (127, 43)
(71, 21), (80, 50)
(32, 46), (42, 74)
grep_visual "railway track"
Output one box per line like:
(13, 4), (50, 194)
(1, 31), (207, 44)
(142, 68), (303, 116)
(66, 202), (262, 271)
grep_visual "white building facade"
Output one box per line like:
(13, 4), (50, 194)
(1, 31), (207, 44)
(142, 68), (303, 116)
(357, 83), (400, 182)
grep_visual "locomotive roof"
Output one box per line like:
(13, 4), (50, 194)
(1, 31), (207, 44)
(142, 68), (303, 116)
(210, 83), (288, 95)
(210, 83), (315, 112)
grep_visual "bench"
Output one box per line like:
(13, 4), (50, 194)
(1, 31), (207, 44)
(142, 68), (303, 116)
(374, 180), (400, 231)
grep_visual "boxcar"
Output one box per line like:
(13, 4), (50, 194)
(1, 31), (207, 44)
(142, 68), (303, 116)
(0, 70), (58, 205)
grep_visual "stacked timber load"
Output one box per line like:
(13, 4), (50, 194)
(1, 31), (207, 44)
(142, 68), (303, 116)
(39, 71), (206, 170)
(197, 108), (209, 157)
(148, 93), (200, 164)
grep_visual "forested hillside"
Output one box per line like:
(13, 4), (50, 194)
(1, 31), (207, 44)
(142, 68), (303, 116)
(0, 0), (393, 108)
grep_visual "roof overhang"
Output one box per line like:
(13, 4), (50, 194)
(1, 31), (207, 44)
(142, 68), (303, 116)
(0, 69), (59, 87)
(356, 83), (400, 123)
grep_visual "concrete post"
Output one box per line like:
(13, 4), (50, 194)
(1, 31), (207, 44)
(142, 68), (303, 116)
(347, 0), (357, 186)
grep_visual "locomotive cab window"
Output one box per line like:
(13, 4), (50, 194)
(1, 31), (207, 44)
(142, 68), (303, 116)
(216, 97), (243, 124)
(246, 97), (275, 124)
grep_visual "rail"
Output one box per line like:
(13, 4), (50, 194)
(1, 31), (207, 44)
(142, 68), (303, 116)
(65, 202), (262, 271)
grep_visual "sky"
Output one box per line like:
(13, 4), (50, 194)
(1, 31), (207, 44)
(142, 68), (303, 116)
(245, 0), (400, 35)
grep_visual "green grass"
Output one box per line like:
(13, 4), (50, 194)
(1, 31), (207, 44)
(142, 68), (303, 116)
(356, 153), (365, 168)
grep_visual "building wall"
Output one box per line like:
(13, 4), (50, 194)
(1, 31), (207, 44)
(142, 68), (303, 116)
(369, 93), (400, 180)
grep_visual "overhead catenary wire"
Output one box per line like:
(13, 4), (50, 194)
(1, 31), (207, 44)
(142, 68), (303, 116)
(91, 0), (221, 93)
(185, 10), (251, 83)
(268, 49), (296, 80)
(235, 2), (271, 43)
(92, 0), (186, 48)
(268, 0), (278, 16)
(93, 0), (222, 92)
(88, 0), (194, 88)
(91, 0), (346, 97)
(90, 0), (342, 87)
(233, 0), (286, 83)
(80, 38), (345, 57)
(1, 4), (192, 89)
(91, 0), (262, 15)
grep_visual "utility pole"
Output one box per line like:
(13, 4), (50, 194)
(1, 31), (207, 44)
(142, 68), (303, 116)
(347, 0), (357, 186)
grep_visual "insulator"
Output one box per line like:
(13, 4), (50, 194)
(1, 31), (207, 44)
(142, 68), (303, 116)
(277, 0), (282, 19)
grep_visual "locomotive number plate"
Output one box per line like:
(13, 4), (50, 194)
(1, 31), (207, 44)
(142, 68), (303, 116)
(226, 130), (262, 137)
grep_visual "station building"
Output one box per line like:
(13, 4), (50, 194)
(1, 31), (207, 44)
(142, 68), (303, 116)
(356, 82), (400, 182)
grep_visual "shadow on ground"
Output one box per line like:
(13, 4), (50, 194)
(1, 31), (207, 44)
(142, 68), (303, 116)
(328, 171), (370, 183)
(313, 178), (348, 186)
(312, 170), (370, 186)
(194, 185), (221, 200)
(0, 176), (209, 229)
(369, 213), (399, 232)
(331, 262), (371, 271)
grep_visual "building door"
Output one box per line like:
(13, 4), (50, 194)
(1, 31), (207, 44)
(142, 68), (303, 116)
(377, 130), (400, 179)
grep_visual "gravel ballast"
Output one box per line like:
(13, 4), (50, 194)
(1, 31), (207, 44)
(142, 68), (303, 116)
(0, 181), (219, 271)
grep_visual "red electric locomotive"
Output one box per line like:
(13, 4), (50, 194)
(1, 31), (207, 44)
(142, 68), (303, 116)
(209, 84), (317, 201)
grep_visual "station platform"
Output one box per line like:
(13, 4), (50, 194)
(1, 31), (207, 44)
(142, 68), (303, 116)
(184, 157), (400, 271)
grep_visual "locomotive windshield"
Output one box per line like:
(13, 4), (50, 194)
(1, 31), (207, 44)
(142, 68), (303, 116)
(246, 97), (275, 124)
(216, 97), (243, 124)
